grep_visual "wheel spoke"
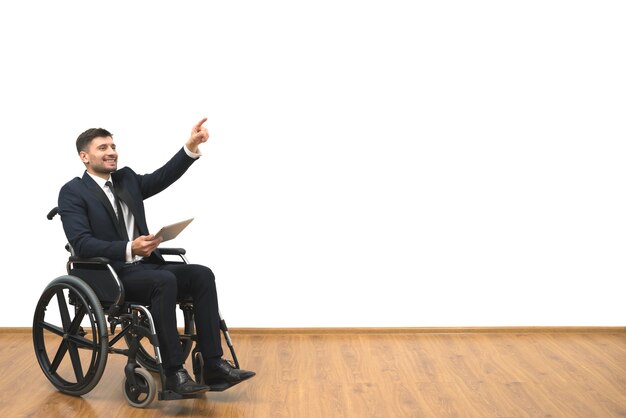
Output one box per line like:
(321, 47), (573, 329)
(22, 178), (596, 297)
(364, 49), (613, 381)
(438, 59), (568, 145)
(67, 341), (84, 381)
(65, 302), (90, 381)
(136, 379), (149, 396)
(67, 333), (99, 350)
(39, 321), (65, 336)
(49, 340), (69, 373)
(56, 290), (72, 331)
(67, 304), (88, 335)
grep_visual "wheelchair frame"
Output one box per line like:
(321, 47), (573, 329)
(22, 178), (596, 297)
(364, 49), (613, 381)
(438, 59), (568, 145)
(32, 207), (241, 408)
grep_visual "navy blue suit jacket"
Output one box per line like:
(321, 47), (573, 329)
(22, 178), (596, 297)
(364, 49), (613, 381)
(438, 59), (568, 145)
(58, 147), (197, 272)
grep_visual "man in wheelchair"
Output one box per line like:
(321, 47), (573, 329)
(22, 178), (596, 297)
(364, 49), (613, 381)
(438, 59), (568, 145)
(56, 118), (255, 396)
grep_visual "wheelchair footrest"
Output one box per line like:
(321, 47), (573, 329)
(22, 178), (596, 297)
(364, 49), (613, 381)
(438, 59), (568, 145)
(206, 379), (242, 392)
(158, 380), (242, 401)
(158, 390), (204, 401)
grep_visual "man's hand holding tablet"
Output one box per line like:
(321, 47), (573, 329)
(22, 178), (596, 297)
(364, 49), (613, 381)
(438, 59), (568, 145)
(154, 218), (194, 242)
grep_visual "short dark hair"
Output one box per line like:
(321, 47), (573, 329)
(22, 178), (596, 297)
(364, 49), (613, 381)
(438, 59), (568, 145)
(76, 128), (113, 154)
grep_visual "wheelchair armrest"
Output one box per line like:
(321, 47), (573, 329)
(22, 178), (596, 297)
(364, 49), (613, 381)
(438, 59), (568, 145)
(159, 248), (186, 256)
(69, 256), (112, 265)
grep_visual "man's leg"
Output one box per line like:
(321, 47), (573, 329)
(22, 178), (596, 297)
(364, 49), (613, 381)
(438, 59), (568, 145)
(119, 263), (209, 394)
(160, 263), (255, 384)
(119, 264), (185, 368)
(160, 263), (223, 362)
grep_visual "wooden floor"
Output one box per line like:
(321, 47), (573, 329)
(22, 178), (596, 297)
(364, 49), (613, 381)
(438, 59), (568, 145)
(1, 329), (625, 417)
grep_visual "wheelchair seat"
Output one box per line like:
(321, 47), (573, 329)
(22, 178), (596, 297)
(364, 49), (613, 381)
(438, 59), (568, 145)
(32, 207), (242, 408)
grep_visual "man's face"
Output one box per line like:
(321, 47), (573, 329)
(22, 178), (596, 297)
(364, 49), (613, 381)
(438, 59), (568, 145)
(80, 136), (118, 178)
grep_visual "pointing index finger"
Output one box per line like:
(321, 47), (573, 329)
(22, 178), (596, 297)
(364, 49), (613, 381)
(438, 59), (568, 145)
(194, 117), (208, 130)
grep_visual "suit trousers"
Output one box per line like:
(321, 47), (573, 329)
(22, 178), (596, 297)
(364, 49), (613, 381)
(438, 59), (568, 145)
(118, 262), (224, 368)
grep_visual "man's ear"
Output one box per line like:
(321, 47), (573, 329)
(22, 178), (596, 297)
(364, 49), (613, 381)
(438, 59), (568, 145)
(79, 150), (89, 164)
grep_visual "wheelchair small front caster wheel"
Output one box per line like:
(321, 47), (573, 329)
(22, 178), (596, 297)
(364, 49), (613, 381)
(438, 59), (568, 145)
(123, 367), (156, 408)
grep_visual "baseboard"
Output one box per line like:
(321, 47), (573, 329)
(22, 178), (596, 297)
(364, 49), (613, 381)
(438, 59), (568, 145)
(4, 326), (625, 334)
(228, 326), (626, 334)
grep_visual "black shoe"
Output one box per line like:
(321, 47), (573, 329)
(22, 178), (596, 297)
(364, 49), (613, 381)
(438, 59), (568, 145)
(203, 359), (256, 385)
(165, 368), (210, 395)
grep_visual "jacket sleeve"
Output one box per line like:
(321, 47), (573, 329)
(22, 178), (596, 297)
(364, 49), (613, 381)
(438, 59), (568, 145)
(136, 147), (197, 199)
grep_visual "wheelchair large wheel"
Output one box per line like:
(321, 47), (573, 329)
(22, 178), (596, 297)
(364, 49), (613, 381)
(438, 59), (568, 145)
(33, 275), (109, 396)
(125, 303), (195, 372)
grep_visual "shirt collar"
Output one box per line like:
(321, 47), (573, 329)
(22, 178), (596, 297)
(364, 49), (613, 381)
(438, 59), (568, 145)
(86, 171), (112, 190)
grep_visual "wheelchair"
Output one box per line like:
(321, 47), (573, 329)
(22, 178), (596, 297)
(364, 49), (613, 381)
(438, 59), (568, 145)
(33, 207), (242, 408)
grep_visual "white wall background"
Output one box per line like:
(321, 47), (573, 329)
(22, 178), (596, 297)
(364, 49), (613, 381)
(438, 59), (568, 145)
(1, 1), (624, 327)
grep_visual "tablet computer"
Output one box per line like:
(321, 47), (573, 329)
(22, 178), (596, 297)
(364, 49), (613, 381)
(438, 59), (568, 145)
(154, 218), (194, 242)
